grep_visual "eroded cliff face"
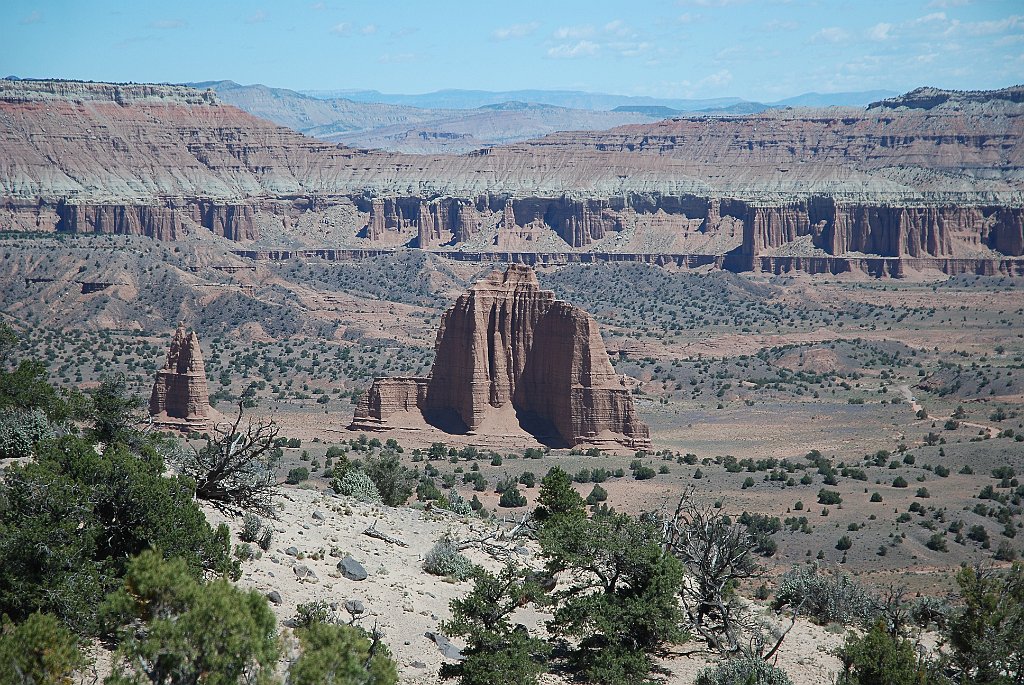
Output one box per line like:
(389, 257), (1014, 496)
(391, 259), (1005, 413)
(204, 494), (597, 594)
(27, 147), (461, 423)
(736, 199), (1024, 263)
(150, 325), (211, 431)
(351, 265), (650, 448)
(49, 200), (259, 241)
(2, 79), (1022, 272)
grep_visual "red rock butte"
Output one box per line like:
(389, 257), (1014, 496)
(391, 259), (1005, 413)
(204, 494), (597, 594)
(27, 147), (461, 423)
(149, 325), (211, 432)
(351, 264), (650, 449)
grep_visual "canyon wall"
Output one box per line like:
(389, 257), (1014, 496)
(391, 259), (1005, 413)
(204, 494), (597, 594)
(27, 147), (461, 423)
(359, 193), (1024, 257)
(3, 79), (1023, 274)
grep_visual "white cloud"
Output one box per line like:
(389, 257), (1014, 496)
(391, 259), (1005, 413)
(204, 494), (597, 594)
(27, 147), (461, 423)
(330, 22), (351, 35)
(699, 69), (733, 88)
(310, 2), (327, 9)
(927, 0), (970, 7)
(611, 41), (651, 57)
(677, 12), (702, 24)
(911, 12), (947, 25)
(246, 10), (267, 24)
(546, 40), (600, 58)
(867, 22), (894, 41)
(377, 52), (415, 64)
(996, 33), (1024, 46)
(20, 10), (42, 25)
(764, 19), (798, 31)
(361, 24), (378, 35)
(150, 19), (187, 29)
(493, 21), (540, 40)
(604, 19), (635, 37)
(811, 27), (849, 43)
(677, 0), (747, 6)
(840, 55), (883, 75)
(956, 15), (1023, 36)
(553, 25), (594, 39)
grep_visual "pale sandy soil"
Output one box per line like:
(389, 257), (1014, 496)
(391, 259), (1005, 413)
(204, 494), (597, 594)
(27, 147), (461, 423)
(75, 485), (854, 685)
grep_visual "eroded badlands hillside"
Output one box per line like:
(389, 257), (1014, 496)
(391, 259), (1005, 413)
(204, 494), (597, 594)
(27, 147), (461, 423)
(1, 79), (1023, 275)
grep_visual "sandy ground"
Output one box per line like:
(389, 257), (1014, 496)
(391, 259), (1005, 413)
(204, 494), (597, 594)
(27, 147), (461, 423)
(157, 487), (847, 685)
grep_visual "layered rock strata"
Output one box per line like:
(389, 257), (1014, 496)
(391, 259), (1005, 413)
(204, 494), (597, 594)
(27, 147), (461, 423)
(231, 249), (1024, 277)
(149, 326), (211, 431)
(3, 79), (1023, 274)
(351, 265), (650, 448)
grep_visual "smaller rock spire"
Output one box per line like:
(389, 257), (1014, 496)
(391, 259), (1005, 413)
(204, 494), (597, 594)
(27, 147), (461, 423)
(150, 325), (211, 431)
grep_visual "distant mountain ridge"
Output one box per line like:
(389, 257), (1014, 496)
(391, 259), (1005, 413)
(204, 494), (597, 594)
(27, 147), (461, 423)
(300, 87), (899, 111)
(186, 80), (660, 153)
(614, 90), (901, 117)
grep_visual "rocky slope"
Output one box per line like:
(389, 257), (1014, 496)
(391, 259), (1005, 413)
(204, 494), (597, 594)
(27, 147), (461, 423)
(1, 79), (1022, 274)
(352, 265), (650, 448)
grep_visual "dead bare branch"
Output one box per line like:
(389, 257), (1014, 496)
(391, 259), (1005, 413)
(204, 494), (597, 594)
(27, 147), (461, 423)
(176, 400), (280, 517)
(661, 486), (795, 660)
(363, 521), (408, 547)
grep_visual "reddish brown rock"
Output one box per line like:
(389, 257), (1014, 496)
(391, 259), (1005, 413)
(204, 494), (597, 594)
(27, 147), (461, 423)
(149, 325), (211, 431)
(368, 198), (386, 241)
(351, 265), (650, 448)
(351, 377), (430, 430)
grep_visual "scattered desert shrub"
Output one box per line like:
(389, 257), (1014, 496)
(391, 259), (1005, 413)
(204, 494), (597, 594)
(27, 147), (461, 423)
(423, 533), (475, 580)
(445, 489), (474, 516)
(333, 469), (383, 503)
(240, 513), (263, 543)
(926, 533), (948, 552)
(739, 512), (782, 557)
(417, 478), (443, 502)
(837, 620), (930, 685)
(294, 600), (331, 628)
(586, 484), (609, 504)
(499, 486), (527, 508)
(695, 657), (794, 685)
(633, 464), (657, 480)
(818, 489), (842, 505)
(286, 467), (309, 485)
(101, 551), (278, 685)
(908, 596), (949, 630)
(773, 564), (878, 626)
(361, 451), (416, 506)
(290, 621), (397, 685)
(0, 435), (237, 634)
(0, 612), (85, 685)
(0, 409), (52, 460)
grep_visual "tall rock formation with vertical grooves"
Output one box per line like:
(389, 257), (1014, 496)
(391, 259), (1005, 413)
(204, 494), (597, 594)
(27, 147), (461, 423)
(149, 325), (211, 431)
(351, 265), (650, 448)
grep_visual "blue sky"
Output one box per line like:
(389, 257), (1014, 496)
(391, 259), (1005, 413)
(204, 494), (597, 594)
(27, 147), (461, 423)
(3, 0), (1021, 101)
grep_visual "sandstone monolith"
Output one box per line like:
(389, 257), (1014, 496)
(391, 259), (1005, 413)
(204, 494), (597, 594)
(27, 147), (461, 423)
(351, 265), (650, 448)
(149, 325), (211, 431)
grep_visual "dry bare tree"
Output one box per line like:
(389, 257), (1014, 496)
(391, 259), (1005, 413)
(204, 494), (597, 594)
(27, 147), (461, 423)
(661, 488), (795, 660)
(176, 400), (281, 517)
